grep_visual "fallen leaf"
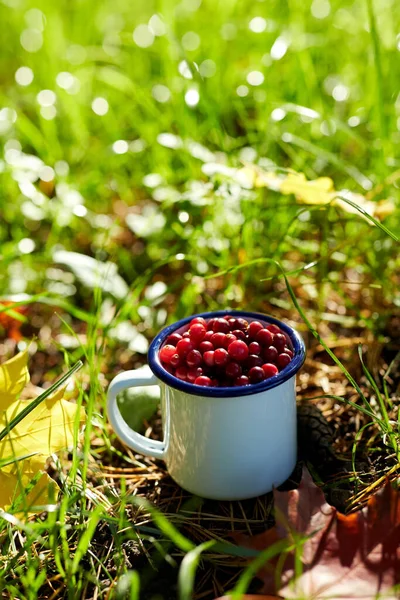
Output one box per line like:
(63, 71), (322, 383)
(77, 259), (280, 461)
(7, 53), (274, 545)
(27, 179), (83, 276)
(0, 385), (84, 474)
(250, 165), (395, 222)
(280, 172), (335, 205)
(234, 468), (400, 600)
(0, 350), (85, 512)
(0, 470), (57, 512)
(0, 348), (29, 408)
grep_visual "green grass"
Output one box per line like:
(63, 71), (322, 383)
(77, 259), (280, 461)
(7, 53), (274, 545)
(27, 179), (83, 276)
(0, 0), (399, 597)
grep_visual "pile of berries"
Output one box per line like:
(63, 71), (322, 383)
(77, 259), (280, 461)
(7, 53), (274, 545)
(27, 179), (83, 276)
(159, 316), (294, 387)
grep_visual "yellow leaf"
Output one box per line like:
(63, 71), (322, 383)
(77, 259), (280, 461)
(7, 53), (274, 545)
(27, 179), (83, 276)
(0, 388), (85, 473)
(0, 349), (29, 410)
(0, 469), (58, 513)
(280, 172), (335, 205)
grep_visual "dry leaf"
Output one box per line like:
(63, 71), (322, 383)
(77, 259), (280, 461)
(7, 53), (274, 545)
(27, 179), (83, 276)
(234, 467), (400, 600)
(0, 348), (29, 409)
(0, 350), (85, 512)
(250, 165), (395, 221)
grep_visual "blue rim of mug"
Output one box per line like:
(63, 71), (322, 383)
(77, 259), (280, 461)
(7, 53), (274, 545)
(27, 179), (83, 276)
(148, 310), (306, 398)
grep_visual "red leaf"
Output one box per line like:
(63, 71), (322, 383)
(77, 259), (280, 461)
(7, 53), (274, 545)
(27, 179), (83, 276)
(234, 468), (400, 600)
(0, 303), (26, 341)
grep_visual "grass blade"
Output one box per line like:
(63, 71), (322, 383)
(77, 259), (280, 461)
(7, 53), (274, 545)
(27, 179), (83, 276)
(178, 540), (216, 600)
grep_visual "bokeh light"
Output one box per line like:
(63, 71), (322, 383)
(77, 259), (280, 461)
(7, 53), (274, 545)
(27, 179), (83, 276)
(15, 66), (34, 86)
(92, 97), (109, 115)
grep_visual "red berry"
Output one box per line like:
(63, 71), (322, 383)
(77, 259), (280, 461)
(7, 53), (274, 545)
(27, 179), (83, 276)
(214, 318), (230, 333)
(186, 349), (202, 367)
(248, 366), (265, 383)
(228, 339), (249, 361)
(182, 331), (190, 338)
(232, 329), (246, 341)
(248, 321), (263, 339)
(234, 375), (250, 386)
(207, 318), (217, 331)
(266, 324), (282, 334)
(187, 367), (203, 382)
(175, 366), (188, 380)
(284, 347), (294, 358)
(263, 345), (279, 363)
(214, 348), (229, 366)
(262, 363), (279, 379)
(236, 318), (249, 331)
(190, 317), (207, 328)
(199, 340), (214, 353)
(204, 330), (214, 342)
(176, 338), (195, 358)
(210, 332), (226, 348)
(225, 361), (242, 378)
(166, 332), (182, 346)
(248, 341), (261, 355)
(189, 323), (206, 343)
(203, 350), (215, 367)
(256, 328), (274, 347)
(160, 345), (177, 364)
(222, 333), (237, 349)
(194, 375), (212, 386)
(246, 354), (263, 369)
(273, 333), (286, 352)
(277, 353), (292, 369)
(227, 317), (239, 330)
(170, 353), (181, 368)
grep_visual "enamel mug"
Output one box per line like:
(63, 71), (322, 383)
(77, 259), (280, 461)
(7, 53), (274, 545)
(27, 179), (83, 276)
(107, 310), (306, 501)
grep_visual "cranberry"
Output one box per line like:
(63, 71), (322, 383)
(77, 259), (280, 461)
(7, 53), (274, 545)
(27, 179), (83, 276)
(203, 350), (215, 367)
(194, 375), (212, 386)
(248, 341), (261, 355)
(284, 347), (294, 358)
(207, 318), (217, 331)
(214, 348), (229, 366)
(246, 354), (263, 369)
(189, 323), (206, 344)
(256, 328), (274, 347)
(236, 318), (249, 331)
(186, 349), (202, 368)
(199, 340), (214, 353)
(277, 353), (292, 369)
(248, 366), (265, 383)
(222, 333), (237, 349)
(263, 345), (279, 363)
(175, 366), (188, 380)
(228, 340), (249, 361)
(248, 321), (263, 339)
(225, 361), (242, 378)
(232, 329), (246, 341)
(176, 338), (195, 358)
(190, 317), (207, 328)
(187, 367), (203, 382)
(273, 333), (286, 352)
(182, 331), (190, 338)
(210, 332), (226, 348)
(166, 332), (182, 346)
(227, 317), (239, 329)
(214, 318), (230, 333)
(204, 330), (214, 342)
(160, 345), (177, 364)
(170, 353), (181, 368)
(266, 324), (282, 334)
(262, 363), (279, 378)
(234, 375), (250, 386)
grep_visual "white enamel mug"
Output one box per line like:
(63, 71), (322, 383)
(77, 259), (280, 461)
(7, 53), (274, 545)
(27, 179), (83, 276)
(107, 310), (306, 501)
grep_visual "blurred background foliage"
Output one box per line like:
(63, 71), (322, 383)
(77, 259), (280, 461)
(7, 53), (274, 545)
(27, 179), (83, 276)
(0, 0), (399, 357)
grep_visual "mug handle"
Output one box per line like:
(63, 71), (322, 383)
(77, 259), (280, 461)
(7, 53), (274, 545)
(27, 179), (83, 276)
(107, 369), (165, 459)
